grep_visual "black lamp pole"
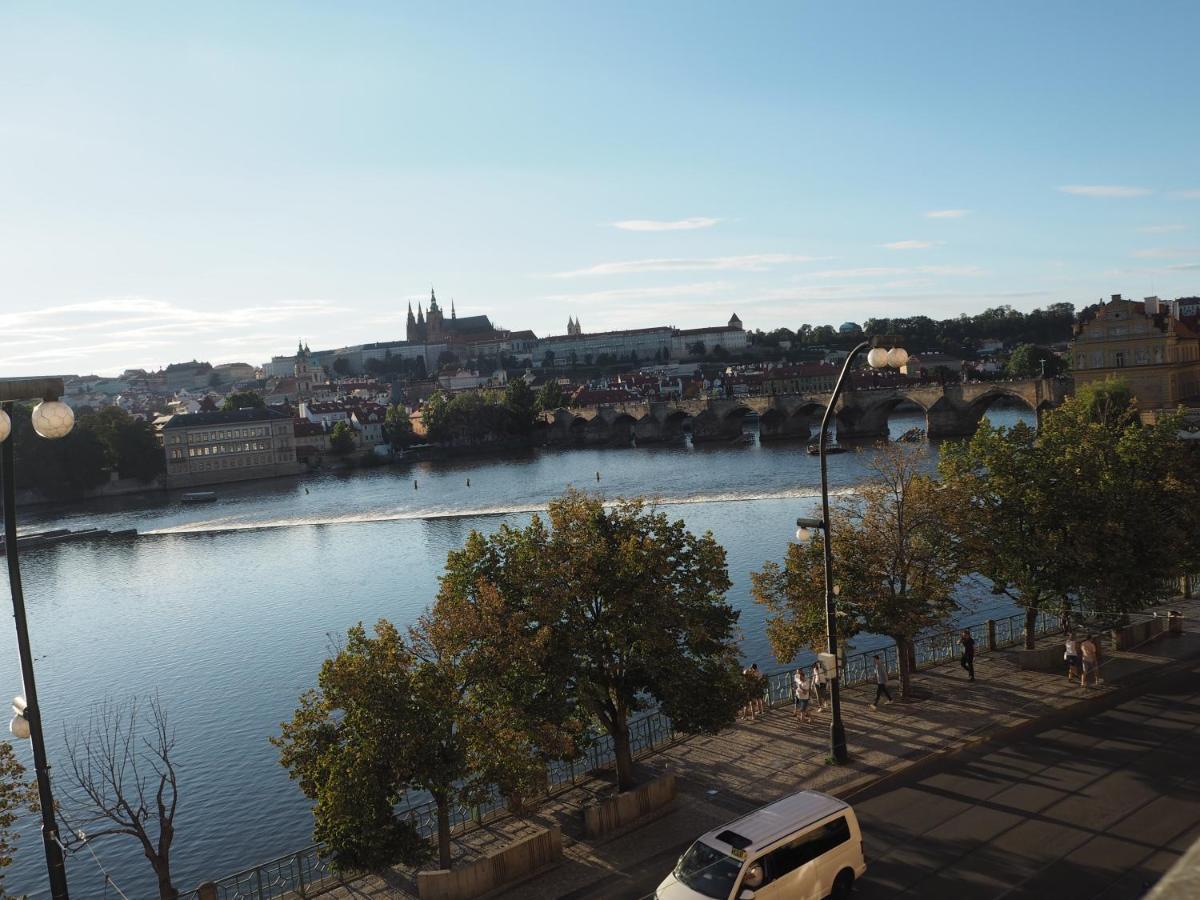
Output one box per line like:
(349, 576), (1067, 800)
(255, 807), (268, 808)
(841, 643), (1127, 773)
(0, 382), (72, 900)
(806, 336), (904, 765)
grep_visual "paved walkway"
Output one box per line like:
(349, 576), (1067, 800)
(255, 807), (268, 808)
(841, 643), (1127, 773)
(322, 598), (1200, 899)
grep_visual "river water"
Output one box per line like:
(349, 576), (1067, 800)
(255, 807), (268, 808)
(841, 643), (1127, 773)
(0, 405), (1033, 897)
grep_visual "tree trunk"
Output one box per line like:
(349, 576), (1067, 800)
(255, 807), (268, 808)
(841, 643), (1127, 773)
(1024, 605), (1038, 650)
(612, 719), (636, 792)
(154, 861), (178, 900)
(896, 637), (913, 699)
(434, 791), (452, 870)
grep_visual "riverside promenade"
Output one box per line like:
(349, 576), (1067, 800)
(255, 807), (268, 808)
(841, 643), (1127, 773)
(318, 597), (1200, 900)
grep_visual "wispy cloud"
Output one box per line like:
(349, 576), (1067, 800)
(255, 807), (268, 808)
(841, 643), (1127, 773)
(1132, 247), (1200, 259)
(1058, 185), (1151, 198)
(924, 209), (970, 219)
(808, 265), (983, 279)
(1167, 263), (1200, 271)
(1174, 189), (1200, 199)
(548, 253), (820, 278)
(543, 282), (733, 305)
(1137, 224), (1187, 234)
(882, 240), (943, 250)
(611, 217), (721, 232)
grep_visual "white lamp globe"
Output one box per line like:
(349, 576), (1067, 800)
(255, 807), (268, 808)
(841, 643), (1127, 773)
(32, 399), (74, 439)
(867, 347), (889, 369)
(0, 409), (10, 443)
(887, 347), (909, 369)
(9, 714), (29, 741)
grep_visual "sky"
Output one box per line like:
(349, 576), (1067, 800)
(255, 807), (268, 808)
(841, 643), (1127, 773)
(2, 1), (1199, 376)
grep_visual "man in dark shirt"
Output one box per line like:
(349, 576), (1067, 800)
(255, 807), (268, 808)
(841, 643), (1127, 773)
(959, 629), (976, 681)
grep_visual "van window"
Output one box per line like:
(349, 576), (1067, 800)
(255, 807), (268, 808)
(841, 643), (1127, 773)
(675, 840), (742, 899)
(759, 817), (853, 885)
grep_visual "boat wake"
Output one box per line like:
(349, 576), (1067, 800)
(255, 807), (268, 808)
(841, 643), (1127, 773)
(143, 485), (856, 536)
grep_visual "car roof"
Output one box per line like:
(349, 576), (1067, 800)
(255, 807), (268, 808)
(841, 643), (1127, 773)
(702, 791), (849, 856)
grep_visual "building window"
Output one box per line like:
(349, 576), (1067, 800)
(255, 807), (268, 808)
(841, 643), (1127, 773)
(1114, 351), (1126, 368)
(1135, 349), (1150, 365)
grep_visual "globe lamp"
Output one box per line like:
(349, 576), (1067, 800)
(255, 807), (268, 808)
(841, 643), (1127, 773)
(31, 400), (74, 439)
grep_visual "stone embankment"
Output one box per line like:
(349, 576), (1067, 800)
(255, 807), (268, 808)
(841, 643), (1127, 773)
(0, 527), (138, 556)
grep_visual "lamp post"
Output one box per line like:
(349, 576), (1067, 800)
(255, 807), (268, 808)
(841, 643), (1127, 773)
(0, 377), (75, 900)
(797, 336), (907, 765)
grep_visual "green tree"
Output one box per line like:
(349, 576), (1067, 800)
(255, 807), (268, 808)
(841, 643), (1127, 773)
(328, 421), (356, 455)
(535, 380), (566, 413)
(0, 741), (34, 897)
(86, 407), (165, 482)
(689, 341), (707, 356)
(541, 350), (556, 368)
(754, 445), (962, 698)
(221, 391), (265, 411)
(9, 404), (109, 498)
(442, 490), (743, 790)
(1006, 344), (1065, 378)
(384, 405), (414, 449)
(504, 379), (537, 434)
(275, 593), (569, 872)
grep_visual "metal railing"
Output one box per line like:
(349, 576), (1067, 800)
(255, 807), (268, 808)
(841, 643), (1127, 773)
(182, 581), (1195, 899)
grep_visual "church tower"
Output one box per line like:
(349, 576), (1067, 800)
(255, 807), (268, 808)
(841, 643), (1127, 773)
(294, 340), (314, 398)
(406, 301), (417, 342)
(426, 287), (443, 341)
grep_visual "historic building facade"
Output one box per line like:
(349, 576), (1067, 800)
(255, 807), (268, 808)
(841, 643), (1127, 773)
(159, 407), (303, 488)
(1070, 294), (1200, 413)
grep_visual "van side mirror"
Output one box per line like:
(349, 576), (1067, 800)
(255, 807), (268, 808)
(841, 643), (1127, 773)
(738, 891), (756, 900)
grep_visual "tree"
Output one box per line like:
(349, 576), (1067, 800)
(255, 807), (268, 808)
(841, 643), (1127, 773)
(541, 350), (556, 368)
(0, 742), (33, 898)
(274, 600), (569, 872)
(86, 407), (165, 482)
(939, 378), (1200, 644)
(331, 357), (351, 376)
(689, 341), (707, 357)
(328, 421), (356, 455)
(754, 445), (962, 698)
(441, 491), (745, 790)
(1006, 344), (1066, 378)
(384, 405), (414, 449)
(221, 391), (265, 411)
(63, 696), (180, 899)
(536, 380), (566, 413)
(504, 379), (537, 434)
(10, 403), (110, 498)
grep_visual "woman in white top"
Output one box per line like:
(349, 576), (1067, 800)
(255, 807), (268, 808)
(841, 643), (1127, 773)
(811, 661), (828, 710)
(1063, 634), (1080, 681)
(793, 668), (811, 722)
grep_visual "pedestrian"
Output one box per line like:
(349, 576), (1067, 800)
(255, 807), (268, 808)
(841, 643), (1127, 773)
(793, 668), (811, 722)
(1080, 634), (1098, 688)
(811, 660), (828, 711)
(872, 654), (893, 707)
(1063, 632), (1080, 682)
(752, 664), (767, 718)
(742, 664), (765, 720)
(1059, 599), (1072, 635)
(959, 628), (976, 681)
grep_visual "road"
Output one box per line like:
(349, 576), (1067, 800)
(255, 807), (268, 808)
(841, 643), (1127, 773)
(852, 664), (1200, 899)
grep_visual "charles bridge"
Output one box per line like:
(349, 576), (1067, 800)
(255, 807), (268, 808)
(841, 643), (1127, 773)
(538, 378), (1070, 445)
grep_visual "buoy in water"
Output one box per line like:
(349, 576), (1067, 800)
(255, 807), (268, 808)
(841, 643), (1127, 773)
(414, 480), (419, 490)
(596, 471), (601, 482)
(466, 478), (470, 487)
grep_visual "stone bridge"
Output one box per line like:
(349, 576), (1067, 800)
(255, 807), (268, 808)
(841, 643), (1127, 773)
(538, 379), (1070, 446)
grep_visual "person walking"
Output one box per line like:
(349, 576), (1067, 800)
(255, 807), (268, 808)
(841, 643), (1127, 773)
(872, 654), (893, 708)
(793, 668), (811, 722)
(1080, 635), (1099, 688)
(959, 628), (976, 681)
(811, 660), (828, 711)
(1064, 633), (1081, 682)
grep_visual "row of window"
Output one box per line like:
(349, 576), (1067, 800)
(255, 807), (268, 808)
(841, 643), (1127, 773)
(168, 427), (270, 445)
(181, 441), (272, 459)
(1076, 348), (1167, 369)
(174, 453), (289, 472)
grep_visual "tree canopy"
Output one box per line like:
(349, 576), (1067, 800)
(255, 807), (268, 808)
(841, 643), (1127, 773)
(328, 421), (356, 455)
(220, 391), (265, 411)
(441, 490), (746, 790)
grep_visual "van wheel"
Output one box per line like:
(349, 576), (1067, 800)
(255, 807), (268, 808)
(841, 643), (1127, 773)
(830, 869), (855, 899)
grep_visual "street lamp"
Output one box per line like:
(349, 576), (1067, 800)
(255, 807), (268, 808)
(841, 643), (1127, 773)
(799, 336), (906, 764)
(1, 378), (73, 899)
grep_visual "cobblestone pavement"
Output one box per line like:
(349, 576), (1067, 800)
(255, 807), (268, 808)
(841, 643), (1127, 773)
(319, 598), (1200, 900)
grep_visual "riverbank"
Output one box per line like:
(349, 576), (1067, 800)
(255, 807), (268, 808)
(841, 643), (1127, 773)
(183, 594), (1200, 899)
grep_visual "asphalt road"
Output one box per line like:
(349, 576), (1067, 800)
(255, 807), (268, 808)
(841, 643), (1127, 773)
(851, 664), (1200, 899)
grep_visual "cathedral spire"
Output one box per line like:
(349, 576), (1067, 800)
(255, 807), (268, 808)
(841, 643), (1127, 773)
(451, 298), (456, 320)
(429, 286), (439, 312)
(417, 303), (425, 325)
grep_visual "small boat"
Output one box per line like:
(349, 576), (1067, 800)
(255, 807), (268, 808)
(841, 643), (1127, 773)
(807, 443), (848, 455)
(182, 491), (218, 503)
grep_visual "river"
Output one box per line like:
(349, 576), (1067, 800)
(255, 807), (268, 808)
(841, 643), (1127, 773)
(0, 404), (1034, 897)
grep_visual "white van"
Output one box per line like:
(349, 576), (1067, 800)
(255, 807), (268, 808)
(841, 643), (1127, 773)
(655, 790), (866, 900)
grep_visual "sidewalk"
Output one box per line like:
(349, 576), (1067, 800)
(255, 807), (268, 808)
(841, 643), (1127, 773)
(324, 598), (1200, 900)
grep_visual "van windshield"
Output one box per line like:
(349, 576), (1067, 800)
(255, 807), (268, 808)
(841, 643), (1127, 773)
(675, 840), (743, 899)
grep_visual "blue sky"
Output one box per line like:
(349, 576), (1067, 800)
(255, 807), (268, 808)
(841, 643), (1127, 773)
(2, 1), (1198, 376)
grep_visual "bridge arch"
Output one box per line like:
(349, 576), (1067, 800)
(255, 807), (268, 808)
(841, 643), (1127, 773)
(963, 389), (1039, 432)
(835, 393), (932, 441)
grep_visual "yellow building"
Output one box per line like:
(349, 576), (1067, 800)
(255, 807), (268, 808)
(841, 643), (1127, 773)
(1070, 294), (1200, 412)
(159, 407), (303, 488)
